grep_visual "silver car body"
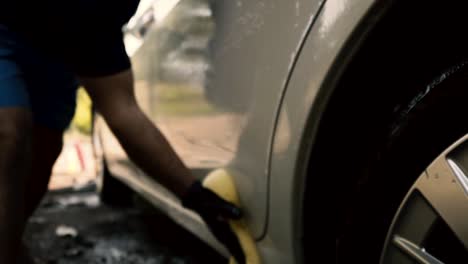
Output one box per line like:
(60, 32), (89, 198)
(94, 0), (382, 262)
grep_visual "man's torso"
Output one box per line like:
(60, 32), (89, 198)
(0, 0), (140, 76)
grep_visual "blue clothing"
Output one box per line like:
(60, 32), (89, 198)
(0, 0), (140, 129)
(0, 25), (78, 130)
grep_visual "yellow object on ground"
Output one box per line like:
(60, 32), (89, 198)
(202, 169), (261, 264)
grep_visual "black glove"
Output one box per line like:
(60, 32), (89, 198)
(182, 180), (246, 264)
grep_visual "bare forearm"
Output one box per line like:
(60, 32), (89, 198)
(81, 70), (195, 197)
(107, 105), (195, 197)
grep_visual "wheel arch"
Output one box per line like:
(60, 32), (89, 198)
(265, 0), (468, 262)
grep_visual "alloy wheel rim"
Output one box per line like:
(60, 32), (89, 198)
(381, 134), (468, 263)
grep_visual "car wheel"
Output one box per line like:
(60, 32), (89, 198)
(337, 62), (468, 263)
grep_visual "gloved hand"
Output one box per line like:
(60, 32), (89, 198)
(182, 180), (245, 264)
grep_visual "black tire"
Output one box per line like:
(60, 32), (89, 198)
(337, 62), (468, 263)
(99, 161), (135, 208)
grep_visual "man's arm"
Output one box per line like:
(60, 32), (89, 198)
(80, 70), (195, 197)
(80, 70), (246, 263)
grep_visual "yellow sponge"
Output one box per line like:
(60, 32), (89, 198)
(202, 169), (261, 264)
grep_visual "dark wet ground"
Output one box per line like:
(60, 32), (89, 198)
(24, 186), (226, 264)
